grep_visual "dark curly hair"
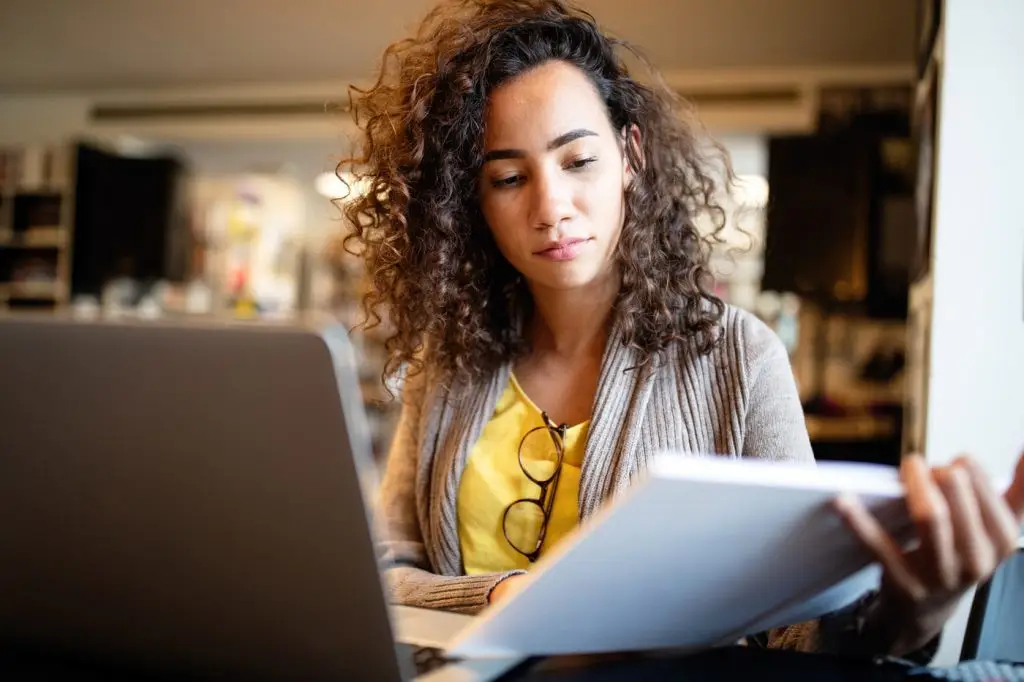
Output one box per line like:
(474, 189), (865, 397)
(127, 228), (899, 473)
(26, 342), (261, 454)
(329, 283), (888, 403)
(336, 0), (733, 389)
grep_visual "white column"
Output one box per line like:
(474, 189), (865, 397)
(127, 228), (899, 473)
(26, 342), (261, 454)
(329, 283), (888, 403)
(916, 0), (1024, 665)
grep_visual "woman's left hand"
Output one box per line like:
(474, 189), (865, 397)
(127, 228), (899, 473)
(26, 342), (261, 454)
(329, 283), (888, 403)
(834, 451), (1024, 655)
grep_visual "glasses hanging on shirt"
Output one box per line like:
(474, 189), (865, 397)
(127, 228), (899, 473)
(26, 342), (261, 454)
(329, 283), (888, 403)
(502, 411), (568, 563)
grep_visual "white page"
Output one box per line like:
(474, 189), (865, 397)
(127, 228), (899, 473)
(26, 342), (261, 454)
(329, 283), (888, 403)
(447, 455), (913, 659)
(392, 605), (474, 649)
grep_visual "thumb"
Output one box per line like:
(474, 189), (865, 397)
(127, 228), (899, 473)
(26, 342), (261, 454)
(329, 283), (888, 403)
(1004, 450), (1024, 524)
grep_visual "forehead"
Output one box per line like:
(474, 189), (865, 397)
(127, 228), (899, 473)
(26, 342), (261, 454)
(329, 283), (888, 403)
(483, 60), (613, 149)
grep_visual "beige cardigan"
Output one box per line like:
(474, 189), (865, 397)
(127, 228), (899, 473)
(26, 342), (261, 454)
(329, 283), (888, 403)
(375, 304), (906, 656)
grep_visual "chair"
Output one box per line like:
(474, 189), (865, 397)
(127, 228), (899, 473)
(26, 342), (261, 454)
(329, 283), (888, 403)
(960, 547), (1024, 662)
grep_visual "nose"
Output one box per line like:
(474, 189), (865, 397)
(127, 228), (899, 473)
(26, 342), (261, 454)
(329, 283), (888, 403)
(530, 168), (574, 231)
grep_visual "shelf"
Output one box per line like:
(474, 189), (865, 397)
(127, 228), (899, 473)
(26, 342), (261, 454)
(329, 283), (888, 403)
(12, 184), (68, 195)
(806, 413), (897, 442)
(0, 281), (65, 302)
(0, 227), (67, 249)
(12, 193), (64, 236)
(0, 144), (73, 314)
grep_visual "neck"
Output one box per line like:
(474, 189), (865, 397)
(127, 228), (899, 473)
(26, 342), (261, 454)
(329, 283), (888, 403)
(526, 271), (619, 359)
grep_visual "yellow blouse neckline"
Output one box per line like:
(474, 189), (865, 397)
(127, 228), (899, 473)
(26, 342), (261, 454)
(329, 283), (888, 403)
(508, 371), (590, 433)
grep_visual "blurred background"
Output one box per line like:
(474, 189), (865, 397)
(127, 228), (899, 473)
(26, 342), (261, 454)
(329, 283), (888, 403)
(2, 1), (1022, 666)
(0, 0), (990, 469)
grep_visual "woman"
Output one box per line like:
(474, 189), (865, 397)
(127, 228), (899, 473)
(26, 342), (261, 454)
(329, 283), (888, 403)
(337, 0), (1024, 660)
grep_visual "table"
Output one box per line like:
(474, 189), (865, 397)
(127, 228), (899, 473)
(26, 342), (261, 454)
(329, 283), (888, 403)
(0, 644), (941, 682)
(499, 646), (916, 682)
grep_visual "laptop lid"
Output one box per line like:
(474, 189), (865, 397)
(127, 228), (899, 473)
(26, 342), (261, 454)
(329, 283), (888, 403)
(0, 316), (410, 681)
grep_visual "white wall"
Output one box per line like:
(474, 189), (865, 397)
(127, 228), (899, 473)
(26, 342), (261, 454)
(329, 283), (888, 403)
(925, 0), (1024, 665)
(716, 133), (769, 178)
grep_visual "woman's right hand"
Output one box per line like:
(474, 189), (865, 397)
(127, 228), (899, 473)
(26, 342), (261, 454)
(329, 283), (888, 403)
(489, 574), (528, 604)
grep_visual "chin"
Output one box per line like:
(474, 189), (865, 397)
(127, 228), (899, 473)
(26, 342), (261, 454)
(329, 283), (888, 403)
(527, 265), (605, 291)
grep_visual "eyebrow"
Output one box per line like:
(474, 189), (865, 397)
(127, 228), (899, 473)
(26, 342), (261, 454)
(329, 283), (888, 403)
(482, 128), (598, 163)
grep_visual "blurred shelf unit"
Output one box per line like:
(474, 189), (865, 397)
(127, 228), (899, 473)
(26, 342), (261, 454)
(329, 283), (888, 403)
(901, 0), (943, 456)
(1, 139), (190, 318)
(0, 144), (76, 314)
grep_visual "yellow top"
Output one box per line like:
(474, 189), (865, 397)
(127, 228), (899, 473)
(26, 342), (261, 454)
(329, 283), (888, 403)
(457, 374), (588, 574)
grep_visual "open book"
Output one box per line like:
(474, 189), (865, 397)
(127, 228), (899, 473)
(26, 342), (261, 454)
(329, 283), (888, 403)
(446, 455), (917, 659)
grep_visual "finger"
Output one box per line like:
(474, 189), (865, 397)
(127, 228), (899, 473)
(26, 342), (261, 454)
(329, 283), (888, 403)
(937, 462), (998, 583)
(1004, 451), (1024, 525)
(903, 454), (958, 589)
(959, 456), (1022, 558)
(833, 494), (926, 601)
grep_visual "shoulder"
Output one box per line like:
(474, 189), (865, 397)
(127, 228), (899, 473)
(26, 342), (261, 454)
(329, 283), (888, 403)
(658, 303), (794, 406)
(670, 304), (790, 389)
(719, 304), (791, 382)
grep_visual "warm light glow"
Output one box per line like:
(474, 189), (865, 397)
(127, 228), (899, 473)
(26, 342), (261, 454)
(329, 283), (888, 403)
(315, 171), (371, 201)
(734, 174), (769, 207)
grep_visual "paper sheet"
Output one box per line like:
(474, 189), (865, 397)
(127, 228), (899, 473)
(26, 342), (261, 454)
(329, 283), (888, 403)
(447, 456), (913, 658)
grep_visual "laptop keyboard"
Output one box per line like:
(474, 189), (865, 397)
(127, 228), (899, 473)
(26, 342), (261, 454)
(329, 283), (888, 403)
(907, 660), (1024, 681)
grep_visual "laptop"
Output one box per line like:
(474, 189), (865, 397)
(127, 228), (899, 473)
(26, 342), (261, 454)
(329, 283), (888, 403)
(0, 316), (526, 681)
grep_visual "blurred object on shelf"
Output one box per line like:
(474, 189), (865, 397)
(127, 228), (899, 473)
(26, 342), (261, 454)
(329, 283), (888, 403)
(100, 275), (140, 319)
(802, 393), (848, 418)
(756, 290), (781, 320)
(753, 291), (801, 355)
(858, 346), (906, 383)
(70, 294), (101, 320)
(192, 173), (305, 321)
(775, 293), (801, 355)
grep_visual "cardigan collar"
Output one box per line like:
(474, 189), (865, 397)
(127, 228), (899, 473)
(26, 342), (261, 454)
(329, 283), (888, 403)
(421, 313), (658, 575)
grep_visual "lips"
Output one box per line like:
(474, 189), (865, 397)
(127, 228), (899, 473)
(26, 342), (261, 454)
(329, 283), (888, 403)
(535, 238), (590, 262)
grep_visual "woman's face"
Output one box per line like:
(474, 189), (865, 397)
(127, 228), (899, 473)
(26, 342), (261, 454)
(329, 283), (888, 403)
(479, 60), (633, 294)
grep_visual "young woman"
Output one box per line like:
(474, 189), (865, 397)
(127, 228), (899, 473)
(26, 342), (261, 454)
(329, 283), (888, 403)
(337, 0), (1024, 660)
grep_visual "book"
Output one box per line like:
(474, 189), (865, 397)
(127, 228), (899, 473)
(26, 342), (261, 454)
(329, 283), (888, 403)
(446, 455), (916, 659)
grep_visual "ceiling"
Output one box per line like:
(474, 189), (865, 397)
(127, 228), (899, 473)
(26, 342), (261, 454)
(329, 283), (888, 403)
(0, 0), (915, 92)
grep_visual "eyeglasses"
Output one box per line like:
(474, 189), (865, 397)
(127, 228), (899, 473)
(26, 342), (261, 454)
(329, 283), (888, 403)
(501, 411), (568, 563)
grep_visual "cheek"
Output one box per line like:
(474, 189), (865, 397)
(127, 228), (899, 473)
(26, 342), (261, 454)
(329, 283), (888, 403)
(480, 196), (524, 256)
(586, 175), (627, 237)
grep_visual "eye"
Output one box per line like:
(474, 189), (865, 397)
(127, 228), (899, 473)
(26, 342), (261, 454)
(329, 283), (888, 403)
(491, 174), (524, 189)
(566, 156), (597, 171)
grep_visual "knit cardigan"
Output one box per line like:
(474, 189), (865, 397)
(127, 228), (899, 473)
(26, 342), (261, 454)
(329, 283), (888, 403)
(375, 304), (909, 656)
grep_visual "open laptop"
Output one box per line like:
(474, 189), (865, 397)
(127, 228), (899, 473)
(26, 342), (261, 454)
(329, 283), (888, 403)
(0, 316), (526, 681)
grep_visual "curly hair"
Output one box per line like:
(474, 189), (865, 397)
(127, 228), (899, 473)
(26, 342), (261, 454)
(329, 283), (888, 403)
(336, 0), (733, 389)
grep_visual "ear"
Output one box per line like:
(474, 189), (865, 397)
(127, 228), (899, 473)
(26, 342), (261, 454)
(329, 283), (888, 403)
(620, 123), (643, 188)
